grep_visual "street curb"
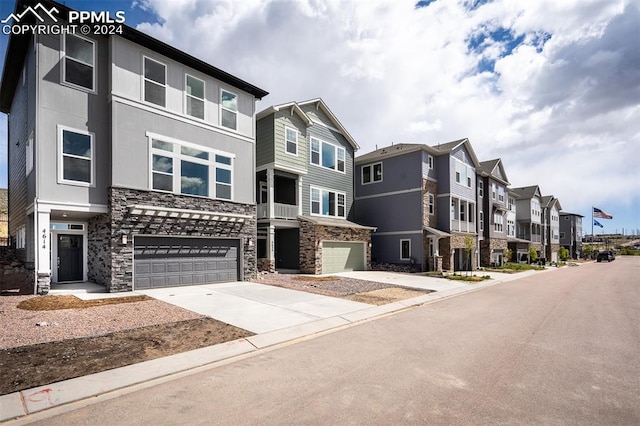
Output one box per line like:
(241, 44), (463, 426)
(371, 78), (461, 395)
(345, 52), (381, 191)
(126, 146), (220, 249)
(1, 267), (557, 423)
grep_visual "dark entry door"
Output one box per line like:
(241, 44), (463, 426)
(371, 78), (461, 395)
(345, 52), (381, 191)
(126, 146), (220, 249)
(58, 234), (83, 282)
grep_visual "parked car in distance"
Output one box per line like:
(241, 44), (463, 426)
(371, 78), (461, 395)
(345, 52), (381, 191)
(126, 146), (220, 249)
(596, 250), (615, 262)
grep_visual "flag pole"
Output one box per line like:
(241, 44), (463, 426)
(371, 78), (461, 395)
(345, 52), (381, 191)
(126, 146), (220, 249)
(591, 206), (594, 244)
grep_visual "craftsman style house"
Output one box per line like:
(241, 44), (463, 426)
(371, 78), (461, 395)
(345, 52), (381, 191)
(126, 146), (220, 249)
(354, 139), (479, 272)
(255, 99), (373, 274)
(477, 159), (511, 267)
(1, 0), (268, 293)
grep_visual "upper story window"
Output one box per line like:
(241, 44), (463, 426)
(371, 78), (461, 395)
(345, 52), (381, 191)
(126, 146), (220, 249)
(310, 137), (345, 173)
(362, 163), (382, 184)
(59, 127), (93, 186)
(491, 183), (496, 199)
(478, 181), (483, 197)
(428, 193), (435, 214)
(498, 186), (505, 202)
(26, 132), (33, 176)
(220, 90), (237, 130)
(185, 74), (205, 120)
(428, 155), (434, 170)
(493, 213), (504, 232)
(285, 127), (298, 155)
(509, 197), (514, 211)
(144, 57), (166, 107)
(62, 34), (95, 92)
(149, 134), (234, 200)
(479, 211), (484, 231)
(310, 187), (346, 218)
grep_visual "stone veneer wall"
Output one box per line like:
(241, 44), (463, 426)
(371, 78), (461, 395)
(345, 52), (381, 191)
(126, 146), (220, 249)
(87, 214), (111, 287)
(422, 179), (438, 228)
(546, 243), (560, 261)
(439, 233), (477, 271)
(480, 238), (508, 267)
(107, 187), (256, 292)
(257, 258), (275, 273)
(299, 220), (372, 274)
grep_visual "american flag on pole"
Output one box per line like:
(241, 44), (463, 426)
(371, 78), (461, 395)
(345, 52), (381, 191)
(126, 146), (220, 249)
(593, 207), (613, 219)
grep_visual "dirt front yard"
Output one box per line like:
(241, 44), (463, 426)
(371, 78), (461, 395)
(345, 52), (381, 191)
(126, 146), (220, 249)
(1, 275), (432, 396)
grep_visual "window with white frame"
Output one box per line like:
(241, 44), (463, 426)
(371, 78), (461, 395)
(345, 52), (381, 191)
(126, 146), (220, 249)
(185, 74), (205, 120)
(428, 154), (434, 169)
(285, 127), (298, 155)
(59, 127), (93, 185)
(150, 135), (234, 200)
(144, 57), (166, 107)
(509, 197), (514, 211)
(479, 211), (484, 231)
(361, 162), (382, 184)
(310, 187), (345, 217)
(400, 239), (411, 260)
(428, 193), (434, 214)
(310, 137), (345, 172)
(493, 213), (504, 232)
(478, 180), (483, 197)
(26, 132), (33, 175)
(220, 89), (237, 130)
(16, 226), (26, 249)
(498, 186), (505, 202)
(62, 33), (95, 91)
(491, 183), (496, 199)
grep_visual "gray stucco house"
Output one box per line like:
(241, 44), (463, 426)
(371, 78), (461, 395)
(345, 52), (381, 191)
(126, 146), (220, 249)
(255, 99), (374, 274)
(354, 139), (479, 272)
(0, 0), (268, 294)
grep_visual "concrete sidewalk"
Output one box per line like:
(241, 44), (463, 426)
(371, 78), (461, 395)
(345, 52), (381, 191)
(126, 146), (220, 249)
(0, 267), (554, 424)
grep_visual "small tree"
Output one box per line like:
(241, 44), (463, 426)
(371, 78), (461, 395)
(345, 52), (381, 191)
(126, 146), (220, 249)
(528, 247), (538, 264)
(558, 246), (569, 261)
(582, 244), (593, 260)
(503, 248), (512, 264)
(464, 236), (474, 276)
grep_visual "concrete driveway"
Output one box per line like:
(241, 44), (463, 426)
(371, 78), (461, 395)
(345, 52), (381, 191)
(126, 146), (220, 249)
(138, 282), (371, 334)
(334, 270), (468, 291)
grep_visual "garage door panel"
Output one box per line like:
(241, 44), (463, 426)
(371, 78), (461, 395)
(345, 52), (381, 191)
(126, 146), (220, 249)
(322, 242), (365, 274)
(134, 237), (240, 290)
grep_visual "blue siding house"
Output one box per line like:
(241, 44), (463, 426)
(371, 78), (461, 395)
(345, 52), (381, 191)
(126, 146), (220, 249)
(355, 139), (480, 272)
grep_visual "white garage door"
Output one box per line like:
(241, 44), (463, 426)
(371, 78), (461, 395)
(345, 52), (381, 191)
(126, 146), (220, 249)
(322, 241), (365, 274)
(134, 237), (240, 290)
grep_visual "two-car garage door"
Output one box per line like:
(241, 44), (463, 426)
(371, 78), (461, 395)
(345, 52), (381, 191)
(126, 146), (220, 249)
(134, 237), (240, 290)
(321, 241), (365, 274)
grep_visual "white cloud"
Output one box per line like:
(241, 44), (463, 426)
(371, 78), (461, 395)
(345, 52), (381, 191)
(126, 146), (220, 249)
(136, 0), (640, 230)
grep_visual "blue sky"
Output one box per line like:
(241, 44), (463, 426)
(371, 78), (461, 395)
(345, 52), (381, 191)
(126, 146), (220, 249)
(1, 0), (638, 235)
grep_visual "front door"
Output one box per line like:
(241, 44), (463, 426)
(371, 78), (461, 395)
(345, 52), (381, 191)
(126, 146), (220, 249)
(58, 234), (83, 282)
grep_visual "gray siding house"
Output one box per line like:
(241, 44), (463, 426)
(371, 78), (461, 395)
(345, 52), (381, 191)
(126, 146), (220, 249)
(1, 0), (268, 293)
(354, 138), (479, 272)
(510, 185), (544, 262)
(255, 99), (373, 274)
(559, 212), (583, 259)
(477, 159), (511, 266)
(541, 195), (562, 262)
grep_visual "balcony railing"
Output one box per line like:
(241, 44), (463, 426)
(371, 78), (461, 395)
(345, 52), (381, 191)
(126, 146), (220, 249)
(257, 203), (299, 220)
(451, 219), (476, 233)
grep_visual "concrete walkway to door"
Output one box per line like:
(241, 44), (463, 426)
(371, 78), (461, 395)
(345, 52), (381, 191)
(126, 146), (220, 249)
(138, 282), (371, 334)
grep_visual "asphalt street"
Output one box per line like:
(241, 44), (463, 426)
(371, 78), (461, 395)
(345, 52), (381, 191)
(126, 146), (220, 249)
(29, 257), (640, 425)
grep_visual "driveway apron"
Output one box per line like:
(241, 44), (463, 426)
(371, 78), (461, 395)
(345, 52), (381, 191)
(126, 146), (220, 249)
(139, 282), (371, 334)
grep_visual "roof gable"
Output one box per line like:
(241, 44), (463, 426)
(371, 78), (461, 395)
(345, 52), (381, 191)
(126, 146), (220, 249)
(431, 138), (480, 168)
(298, 99), (359, 150)
(479, 158), (509, 185)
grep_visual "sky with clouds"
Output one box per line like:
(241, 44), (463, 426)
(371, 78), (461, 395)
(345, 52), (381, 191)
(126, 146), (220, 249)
(0, 0), (638, 234)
